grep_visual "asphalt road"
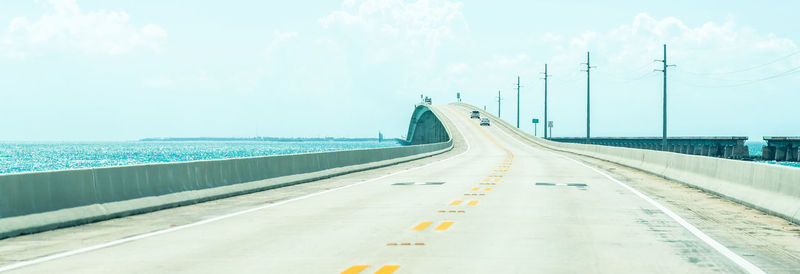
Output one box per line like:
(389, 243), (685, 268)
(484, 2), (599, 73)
(2, 105), (798, 273)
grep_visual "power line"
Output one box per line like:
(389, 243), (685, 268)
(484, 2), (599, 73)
(682, 49), (800, 76)
(675, 64), (800, 88)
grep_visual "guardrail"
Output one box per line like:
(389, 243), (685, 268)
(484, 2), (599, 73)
(453, 102), (800, 225)
(0, 105), (454, 239)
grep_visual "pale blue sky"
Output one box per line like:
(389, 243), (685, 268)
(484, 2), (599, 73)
(1, 0), (798, 141)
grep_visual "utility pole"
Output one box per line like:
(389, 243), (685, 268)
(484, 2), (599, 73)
(516, 76), (521, 128)
(656, 44), (675, 151)
(541, 64), (550, 139)
(581, 52), (596, 143)
(496, 90), (502, 118)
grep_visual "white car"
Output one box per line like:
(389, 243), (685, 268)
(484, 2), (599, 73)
(470, 110), (480, 119)
(480, 118), (490, 126)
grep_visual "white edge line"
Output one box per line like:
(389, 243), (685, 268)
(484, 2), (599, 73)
(491, 121), (765, 274)
(0, 106), (473, 273)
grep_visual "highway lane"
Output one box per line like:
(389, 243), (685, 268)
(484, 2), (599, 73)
(0, 105), (771, 273)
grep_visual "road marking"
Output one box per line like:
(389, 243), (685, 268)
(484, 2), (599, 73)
(535, 183), (588, 188)
(470, 187), (480, 191)
(387, 242), (426, 246)
(434, 221), (454, 231)
(341, 265), (369, 274)
(491, 115), (766, 274)
(467, 200), (479, 206)
(413, 221), (433, 231)
(375, 265), (401, 274)
(449, 200), (462, 205)
(494, 178), (501, 182)
(392, 182), (445, 186)
(484, 187), (492, 191)
(482, 178), (490, 182)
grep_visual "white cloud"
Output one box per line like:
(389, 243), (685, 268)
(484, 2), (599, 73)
(446, 63), (469, 74)
(547, 13), (799, 77)
(1, 0), (167, 58)
(318, 0), (468, 62)
(483, 54), (529, 69)
(142, 70), (215, 90)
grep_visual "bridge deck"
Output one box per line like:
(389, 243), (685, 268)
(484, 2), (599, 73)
(1, 105), (799, 273)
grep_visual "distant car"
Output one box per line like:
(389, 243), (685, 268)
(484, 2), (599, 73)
(480, 118), (490, 126)
(470, 110), (480, 119)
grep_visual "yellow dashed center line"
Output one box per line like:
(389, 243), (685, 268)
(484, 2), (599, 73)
(341, 265), (369, 274)
(449, 200), (462, 205)
(494, 178), (501, 182)
(413, 221), (433, 231)
(484, 187), (492, 191)
(470, 187), (480, 191)
(434, 221), (454, 231)
(482, 178), (490, 182)
(467, 200), (479, 206)
(375, 265), (401, 274)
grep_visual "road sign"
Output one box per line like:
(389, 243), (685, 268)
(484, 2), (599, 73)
(548, 121), (554, 128)
(532, 118), (539, 124)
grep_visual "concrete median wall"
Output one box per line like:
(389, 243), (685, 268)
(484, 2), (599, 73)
(0, 105), (454, 239)
(454, 103), (800, 224)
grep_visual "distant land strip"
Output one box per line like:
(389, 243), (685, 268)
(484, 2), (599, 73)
(139, 137), (405, 142)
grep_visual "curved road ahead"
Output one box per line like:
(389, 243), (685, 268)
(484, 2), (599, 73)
(2, 104), (799, 273)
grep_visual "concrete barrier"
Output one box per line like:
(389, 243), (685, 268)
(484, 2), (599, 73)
(454, 103), (800, 225)
(0, 105), (455, 239)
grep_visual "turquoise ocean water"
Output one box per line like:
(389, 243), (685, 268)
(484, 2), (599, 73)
(0, 140), (402, 175)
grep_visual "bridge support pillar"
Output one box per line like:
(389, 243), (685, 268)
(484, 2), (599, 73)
(762, 146), (775, 161)
(696, 145), (706, 156)
(723, 146), (732, 158)
(775, 146), (787, 161)
(703, 145), (712, 156)
(791, 146), (800, 162)
(706, 145), (716, 157)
